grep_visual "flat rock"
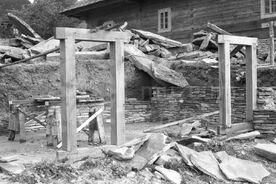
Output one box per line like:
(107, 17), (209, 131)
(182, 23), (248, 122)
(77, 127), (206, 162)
(0, 162), (25, 174)
(30, 37), (59, 54)
(217, 151), (270, 183)
(107, 147), (135, 161)
(155, 166), (182, 184)
(125, 44), (189, 88)
(255, 143), (276, 162)
(132, 29), (183, 48)
(0, 45), (28, 60)
(7, 13), (42, 39)
(0, 155), (19, 163)
(190, 151), (226, 181)
(179, 123), (194, 137)
(127, 133), (169, 170)
(175, 143), (197, 167)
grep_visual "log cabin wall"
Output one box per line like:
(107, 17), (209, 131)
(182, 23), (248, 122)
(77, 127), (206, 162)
(76, 0), (276, 43)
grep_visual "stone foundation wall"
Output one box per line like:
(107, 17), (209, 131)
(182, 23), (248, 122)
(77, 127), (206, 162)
(150, 86), (276, 124)
(253, 110), (276, 134)
(104, 99), (151, 124)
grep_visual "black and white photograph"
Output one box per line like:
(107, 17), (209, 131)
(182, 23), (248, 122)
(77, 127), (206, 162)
(0, 0), (275, 183)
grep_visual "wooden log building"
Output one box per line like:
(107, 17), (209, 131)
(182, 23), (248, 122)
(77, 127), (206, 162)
(63, 0), (276, 43)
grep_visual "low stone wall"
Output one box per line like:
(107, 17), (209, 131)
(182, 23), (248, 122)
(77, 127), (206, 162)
(104, 99), (151, 124)
(253, 110), (276, 134)
(150, 86), (276, 124)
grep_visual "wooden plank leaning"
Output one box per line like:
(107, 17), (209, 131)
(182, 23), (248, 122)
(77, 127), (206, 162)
(56, 107), (104, 149)
(143, 111), (219, 133)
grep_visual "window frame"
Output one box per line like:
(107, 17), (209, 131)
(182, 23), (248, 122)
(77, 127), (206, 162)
(158, 8), (172, 33)
(261, 0), (276, 19)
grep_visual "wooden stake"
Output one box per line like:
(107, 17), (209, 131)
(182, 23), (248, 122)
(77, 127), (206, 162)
(60, 36), (77, 152)
(110, 40), (125, 145)
(18, 109), (26, 143)
(269, 21), (275, 65)
(96, 113), (106, 144)
(246, 44), (257, 122)
(218, 42), (231, 128)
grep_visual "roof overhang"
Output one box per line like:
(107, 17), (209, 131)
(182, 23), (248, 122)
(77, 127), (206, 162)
(62, 0), (130, 17)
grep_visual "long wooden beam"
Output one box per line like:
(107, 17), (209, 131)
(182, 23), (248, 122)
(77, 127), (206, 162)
(143, 111), (219, 133)
(55, 27), (131, 42)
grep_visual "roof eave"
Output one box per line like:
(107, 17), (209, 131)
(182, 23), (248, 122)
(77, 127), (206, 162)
(62, 0), (130, 17)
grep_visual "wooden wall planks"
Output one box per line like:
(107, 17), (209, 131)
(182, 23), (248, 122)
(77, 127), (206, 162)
(82, 0), (271, 43)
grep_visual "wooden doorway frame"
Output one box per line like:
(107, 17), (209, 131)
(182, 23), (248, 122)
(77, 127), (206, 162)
(218, 35), (258, 133)
(54, 27), (130, 152)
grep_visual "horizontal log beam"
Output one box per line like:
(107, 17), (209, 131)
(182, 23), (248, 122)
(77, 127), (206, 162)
(54, 27), (131, 42)
(218, 35), (258, 46)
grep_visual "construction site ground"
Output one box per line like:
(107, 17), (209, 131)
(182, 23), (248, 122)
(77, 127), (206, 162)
(0, 121), (276, 184)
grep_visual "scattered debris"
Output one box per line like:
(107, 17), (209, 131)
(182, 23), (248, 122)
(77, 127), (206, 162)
(124, 44), (189, 87)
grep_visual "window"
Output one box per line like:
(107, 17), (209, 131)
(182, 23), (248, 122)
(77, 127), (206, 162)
(261, 0), (276, 18)
(158, 8), (171, 33)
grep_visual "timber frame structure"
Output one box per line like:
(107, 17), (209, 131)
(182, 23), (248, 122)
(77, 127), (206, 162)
(218, 35), (258, 134)
(54, 27), (130, 152)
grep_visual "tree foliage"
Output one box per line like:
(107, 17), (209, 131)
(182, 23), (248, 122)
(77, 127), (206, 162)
(10, 0), (80, 39)
(0, 0), (30, 18)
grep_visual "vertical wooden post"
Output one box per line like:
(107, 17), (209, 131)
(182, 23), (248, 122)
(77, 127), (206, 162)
(218, 42), (231, 128)
(269, 21), (275, 66)
(18, 109), (26, 143)
(60, 36), (77, 152)
(110, 40), (125, 145)
(54, 106), (62, 142)
(96, 113), (106, 144)
(246, 44), (257, 122)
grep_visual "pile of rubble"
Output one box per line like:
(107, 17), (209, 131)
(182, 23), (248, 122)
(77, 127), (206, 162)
(3, 13), (265, 89)
(105, 128), (271, 184)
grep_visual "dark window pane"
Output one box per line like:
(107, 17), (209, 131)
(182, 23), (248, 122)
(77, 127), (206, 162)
(160, 12), (164, 29)
(265, 0), (271, 14)
(272, 0), (276, 12)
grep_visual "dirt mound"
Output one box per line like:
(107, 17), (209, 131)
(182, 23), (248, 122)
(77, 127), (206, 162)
(0, 59), (152, 134)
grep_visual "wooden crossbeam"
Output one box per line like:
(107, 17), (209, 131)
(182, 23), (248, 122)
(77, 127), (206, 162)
(17, 108), (46, 127)
(55, 27), (131, 42)
(218, 35), (258, 46)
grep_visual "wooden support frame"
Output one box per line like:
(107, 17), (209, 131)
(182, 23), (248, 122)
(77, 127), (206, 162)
(218, 35), (258, 131)
(55, 27), (130, 152)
